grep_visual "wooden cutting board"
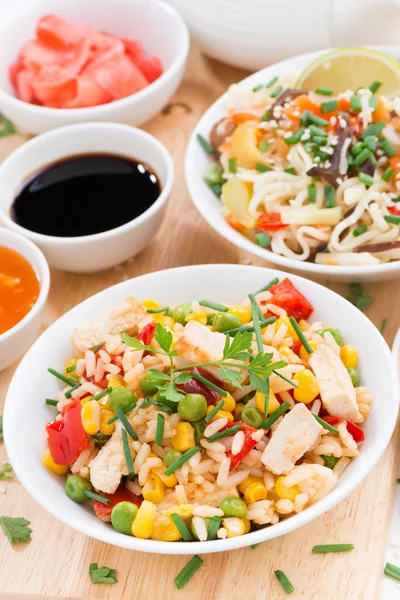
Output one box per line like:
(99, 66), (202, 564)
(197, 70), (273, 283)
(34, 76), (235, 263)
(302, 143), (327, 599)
(0, 44), (399, 600)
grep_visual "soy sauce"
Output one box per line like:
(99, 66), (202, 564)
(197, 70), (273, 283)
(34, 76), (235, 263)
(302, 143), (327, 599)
(11, 153), (161, 237)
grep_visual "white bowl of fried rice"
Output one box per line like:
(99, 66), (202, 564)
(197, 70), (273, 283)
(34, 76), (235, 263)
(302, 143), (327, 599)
(3, 264), (398, 555)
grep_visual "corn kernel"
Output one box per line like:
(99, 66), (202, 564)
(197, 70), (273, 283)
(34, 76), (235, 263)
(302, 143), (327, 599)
(99, 409), (116, 435)
(132, 500), (156, 539)
(80, 394), (93, 406)
(42, 449), (69, 475)
(275, 476), (300, 501)
(299, 340), (319, 365)
(299, 319), (310, 331)
(275, 316), (298, 341)
(255, 390), (280, 415)
(151, 515), (182, 541)
(206, 406), (234, 422)
(238, 475), (264, 494)
(64, 359), (77, 378)
(340, 345), (358, 369)
(142, 299), (161, 310)
(185, 311), (207, 326)
(244, 482), (268, 504)
(81, 400), (100, 435)
(142, 473), (165, 504)
(152, 314), (175, 330)
(221, 392), (236, 412)
(151, 466), (178, 488)
(171, 422), (195, 452)
(293, 369), (320, 404)
(163, 505), (194, 519)
(228, 305), (252, 324)
(108, 378), (123, 388)
(242, 518), (251, 534)
(222, 517), (246, 537)
(235, 402), (244, 419)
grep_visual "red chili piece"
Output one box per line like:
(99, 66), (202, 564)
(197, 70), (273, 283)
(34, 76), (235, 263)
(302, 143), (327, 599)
(225, 421), (259, 470)
(256, 212), (287, 231)
(93, 487), (143, 518)
(268, 278), (314, 321)
(46, 399), (89, 465)
(137, 322), (157, 345)
(178, 367), (221, 405)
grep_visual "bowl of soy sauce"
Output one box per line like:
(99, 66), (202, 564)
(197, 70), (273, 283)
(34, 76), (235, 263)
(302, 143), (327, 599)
(0, 122), (174, 272)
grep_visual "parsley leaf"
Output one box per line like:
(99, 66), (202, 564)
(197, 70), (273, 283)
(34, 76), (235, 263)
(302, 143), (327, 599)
(0, 516), (32, 543)
(219, 365), (243, 388)
(222, 331), (253, 360)
(159, 380), (184, 402)
(346, 282), (373, 312)
(0, 114), (17, 138)
(120, 333), (156, 353)
(0, 462), (13, 480)
(148, 369), (170, 382)
(89, 562), (118, 584)
(0, 415), (3, 441)
(174, 370), (192, 384)
(154, 322), (173, 353)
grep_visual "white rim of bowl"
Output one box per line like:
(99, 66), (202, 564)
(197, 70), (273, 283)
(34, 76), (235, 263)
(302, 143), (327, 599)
(185, 45), (400, 278)
(0, 228), (50, 343)
(0, 0), (190, 117)
(4, 264), (399, 554)
(0, 122), (175, 245)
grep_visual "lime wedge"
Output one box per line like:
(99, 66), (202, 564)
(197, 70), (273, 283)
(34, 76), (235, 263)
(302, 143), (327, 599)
(295, 47), (400, 96)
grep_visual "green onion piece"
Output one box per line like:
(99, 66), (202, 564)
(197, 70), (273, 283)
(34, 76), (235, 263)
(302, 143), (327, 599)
(307, 183), (317, 203)
(274, 570), (295, 594)
(224, 316), (277, 337)
(174, 556), (203, 589)
(380, 317), (388, 335)
(121, 428), (134, 476)
(360, 120), (386, 140)
(324, 185), (336, 208)
(149, 399), (174, 415)
(192, 372), (227, 397)
(228, 157), (237, 173)
(155, 413), (165, 446)
(45, 398), (58, 406)
(382, 167), (396, 182)
(209, 182), (222, 197)
(384, 562), (400, 581)
(351, 142), (364, 156)
(252, 84), (263, 92)
(358, 172), (374, 187)
(255, 163), (272, 172)
(284, 167), (296, 175)
(65, 383), (81, 399)
(204, 399), (225, 423)
(197, 133), (214, 153)
(315, 87), (333, 96)
(353, 224), (368, 237)
(350, 95), (362, 112)
(199, 300), (228, 312)
(363, 135), (377, 153)
(147, 306), (169, 314)
(385, 215), (400, 225)
(248, 293), (264, 321)
(255, 232), (271, 247)
(164, 447), (201, 476)
(312, 544), (354, 553)
(369, 81), (382, 94)
(264, 377), (270, 415)
(354, 148), (371, 168)
(379, 136), (396, 158)
(207, 516), (221, 540)
(92, 387), (112, 402)
(48, 367), (77, 387)
(309, 125), (328, 137)
(249, 297), (264, 352)
(266, 76), (278, 88)
(107, 401), (136, 424)
(273, 370), (298, 388)
(262, 402), (290, 430)
(115, 407), (138, 441)
(251, 543), (260, 549)
(255, 278), (279, 294)
(204, 163), (224, 185)
(300, 109), (311, 125)
(321, 99), (338, 114)
(170, 513), (193, 541)
(66, 364), (76, 373)
(270, 85), (283, 98)
(312, 135), (329, 147)
(259, 139), (272, 152)
(207, 425), (242, 444)
(261, 109), (270, 122)
(84, 490), (111, 505)
(308, 114), (329, 127)
(313, 414), (339, 434)
(288, 316), (313, 354)
(394, 197), (400, 202)
(284, 127), (305, 146)
(369, 96), (378, 110)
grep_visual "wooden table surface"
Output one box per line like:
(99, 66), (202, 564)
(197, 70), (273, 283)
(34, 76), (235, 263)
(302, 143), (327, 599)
(0, 45), (399, 600)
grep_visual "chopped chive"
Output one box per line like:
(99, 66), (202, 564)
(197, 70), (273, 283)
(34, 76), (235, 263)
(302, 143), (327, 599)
(259, 139), (272, 153)
(115, 407), (138, 441)
(360, 120), (386, 140)
(228, 157), (237, 173)
(352, 224), (367, 237)
(307, 183), (317, 203)
(309, 125), (328, 137)
(261, 109), (270, 121)
(369, 81), (382, 94)
(284, 167), (296, 175)
(209, 182), (222, 197)
(288, 316), (313, 354)
(207, 516), (221, 540)
(255, 162), (272, 172)
(358, 172), (374, 187)
(84, 490), (111, 505)
(369, 96), (378, 110)
(262, 402), (290, 430)
(107, 401), (136, 424)
(350, 95), (362, 112)
(382, 167), (396, 182)
(65, 383), (81, 399)
(266, 76), (278, 88)
(313, 414), (339, 434)
(164, 447), (200, 476)
(66, 364), (76, 373)
(315, 86), (333, 96)
(300, 109), (311, 125)
(264, 377), (270, 415)
(248, 293), (264, 321)
(321, 99), (338, 114)
(351, 142), (364, 156)
(255, 278), (279, 294)
(384, 562), (400, 581)
(147, 306), (169, 314)
(354, 148), (371, 168)
(224, 316), (277, 336)
(249, 296), (264, 352)
(274, 570), (294, 594)
(204, 399), (225, 423)
(48, 368), (77, 387)
(324, 185), (335, 208)
(272, 370), (298, 388)
(197, 133), (214, 153)
(385, 215), (400, 225)
(394, 197), (400, 202)
(192, 372), (227, 397)
(270, 85), (283, 98)
(170, 513), (193, 540)
(251, 543), (260, 549)
(174, 556), (203, 589)
(45, 398), (58, 406)
(312, 544), (354, 553)
(207, 425), (242, 443)
(92, 387), (112, 402)
(364, 135), (377, 153)
(255, 232), (271, 247)
(121, 428), (134, 476)
(380, 136), (396, 158)
(380, 317), (388, 335)
(312, 135), (329, 146)
(284, 127), (305, 145)
(199, 300), (228, 312)
(149, 399), (175, 415)
(155, 414), (165, 446)
(309, 114), (329, 127)
(252, 84), (264, 92)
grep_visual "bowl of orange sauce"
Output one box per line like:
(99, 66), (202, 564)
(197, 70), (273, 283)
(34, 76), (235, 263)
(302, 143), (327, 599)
(0, 228), (50, 370)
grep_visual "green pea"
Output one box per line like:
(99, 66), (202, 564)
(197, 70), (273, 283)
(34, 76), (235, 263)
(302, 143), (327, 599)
(163, 449), (182, 468)
(172, 303), (192, 325)
(241, 406), (264, 429)
(178, 393), (207, 422)
(93, 432), (111, 447)
(65, 475), (92, 503)
(140, 371), (165, 395)
(207, 313), (215, 326)
(347, 367), (360, 387)
(108, 387), (137, 412)
(321, 455), (339, 469)
(317, 328), (342, 345)
(220, 496), (248, 518)
(213, 312), (242, 333)
(191, 419), (206, 444)
(111, 501), (138, 534)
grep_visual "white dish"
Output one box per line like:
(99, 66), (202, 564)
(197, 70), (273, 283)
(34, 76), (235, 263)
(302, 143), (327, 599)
(0, 0), (189, 134)
(0, 122), (174, 273)
(185, 45), (400, 282)
(4, 264), (398, 554)
(0, 228), (50, 371)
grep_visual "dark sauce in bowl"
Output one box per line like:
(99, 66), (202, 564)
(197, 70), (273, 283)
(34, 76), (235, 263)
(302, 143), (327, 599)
(11, 154), (161, 237)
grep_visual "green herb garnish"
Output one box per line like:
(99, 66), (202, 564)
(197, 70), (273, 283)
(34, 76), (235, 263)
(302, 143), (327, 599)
(204, 400), (225, 423)
(324, 185), (335, 208)
(384, 562), (400, 581)
(251, 543), (260, 549)
(174, 555), (203, 589)
(382, 167), (396, 182)
(284, 128), (305, 146)
(192, 372), (227, 397)
(199, 300), (228, 312)
(107, 401), (136, 424)
(262, 402), (290, 430)
(89, 562), (118, 584)
(321, 455), (339, 469)
(266, 76), (278, 88)
(274, 569), (294, 594)
(147, 306), (169, 314)
(207, 516), (221, 540)
(284, 167), (296, 175)
(255, 163), (272, 172)
(197, 133), (214, 153)
(47, 367), (77, 387)
(270, 85), (283, 98)
(170, 513), (193, 540)
(384, 215), (400, 225)
(380, 317), (388, 335)
(155, 413), (165, 446)
(66, 364), (76, 373)
(92, 387), (112, 402)
(350, 95), (362, 112)
(121, 428), (134, 476)
(0, 114), (17, 138)
(259, 139), (272, 153)
(312, 544), (354, 553)
(0, 463), (13, 481)
(321, 99), (338, 114)
(360, 120), (386, 140)
(315, 87), (333, 96)
(307, 183), (317, 203)
(354, 148), (371, 168)
(358, 172), (374, 187)
(115, 407), (138, 441)
(0, 516), (32, 543)
(313, 415), (339, 434)
(352, 224), (367, 237)
(379, 136), (396, 157)
(207, 425), (242, 443)
(164, 447), (201, 476)
(228, 157), (237, 173)
(369, 81), (382, 94)
(222, 316), (277, 337)
(255, 232), (271, 247)
(288, 317), (313, 354)
(84, 491), (110, 505)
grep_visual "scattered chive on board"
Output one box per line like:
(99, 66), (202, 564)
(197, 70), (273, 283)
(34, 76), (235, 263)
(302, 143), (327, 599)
(164, 447), (200, 476)
(174, 555), (203, 589)
(384, 562), (400, 581)
(274, 569), (294, 594)
(312, 543), (354, 553)
(192, 372), (227, 397)
(204, 399), (225, 423)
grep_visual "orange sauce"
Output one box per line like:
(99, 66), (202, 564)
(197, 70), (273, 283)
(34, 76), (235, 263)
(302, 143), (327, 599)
(0, 246), (40, 335)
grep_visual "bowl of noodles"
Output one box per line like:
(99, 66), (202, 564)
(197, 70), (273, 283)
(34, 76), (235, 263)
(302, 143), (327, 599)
(185, 46), (400, 281)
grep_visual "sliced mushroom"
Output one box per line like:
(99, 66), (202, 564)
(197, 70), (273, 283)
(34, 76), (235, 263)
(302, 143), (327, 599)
(353, 241), (400, 253)
(209, 118), (236, 153)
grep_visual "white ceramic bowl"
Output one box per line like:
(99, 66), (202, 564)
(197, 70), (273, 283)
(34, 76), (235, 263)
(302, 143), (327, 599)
(3, 264), (398, 554)
(0, 122), (174, 273)
(0, 228), (50, 371)
(185, 45), (400, 282)
(0, 0), (189, 134)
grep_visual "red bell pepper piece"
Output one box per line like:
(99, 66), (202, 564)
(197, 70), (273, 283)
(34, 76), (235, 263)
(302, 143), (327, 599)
(268, 278), (314, 321)
(322, 416), (341, 426)
(345, 421), (365, 443)
(178, 367), (222, 405)
(137, 322), (156, 345)
(226, 422), (259, 470)
(257, 212), (287, 231)
(46, 399), (89, 465)
(93, 487), (143, 519)
(290, 339), (302, 355)
(388, 205), (400, 216)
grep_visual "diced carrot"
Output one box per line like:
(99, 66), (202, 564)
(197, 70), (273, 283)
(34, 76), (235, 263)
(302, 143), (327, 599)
(372, 96), (390, 123)
(292, 95), (323, 118)
(390, 156), (400, 172)
(228, 106), (267, 124)
(226, 213), (242, 230)
(218, 141), (232, 154)
(391, 117), (400, 133)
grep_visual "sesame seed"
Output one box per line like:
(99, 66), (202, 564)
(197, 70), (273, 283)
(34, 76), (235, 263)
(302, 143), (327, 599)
(313, 156), (321, 163)
(336, 177), (343, 185)
(329, 116), (337, 125)
(376, 149), (384, 156)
